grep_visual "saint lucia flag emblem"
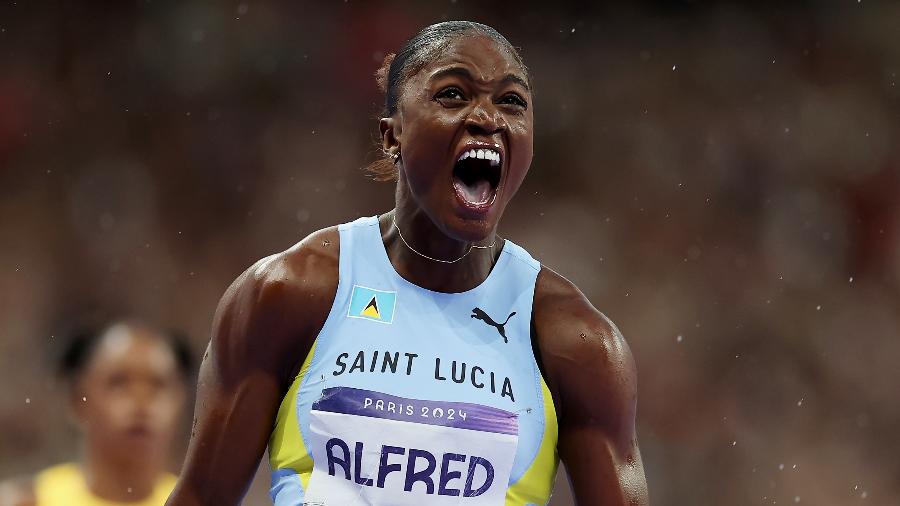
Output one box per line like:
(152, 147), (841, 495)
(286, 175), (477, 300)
(347, 285), (396, 324)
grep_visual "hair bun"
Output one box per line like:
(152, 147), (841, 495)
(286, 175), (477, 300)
(375, 53), (396, 93)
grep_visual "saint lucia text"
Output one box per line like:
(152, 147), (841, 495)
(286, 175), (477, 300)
(332, 349), (516, 402)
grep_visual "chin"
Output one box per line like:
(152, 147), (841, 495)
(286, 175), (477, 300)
(444, 210), (499, 243)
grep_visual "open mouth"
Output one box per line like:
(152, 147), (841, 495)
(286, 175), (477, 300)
(452, 146), (502, 209)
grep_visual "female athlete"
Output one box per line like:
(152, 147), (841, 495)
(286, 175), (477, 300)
(167, 21), (648, 506)
(0, 321), (192, 506)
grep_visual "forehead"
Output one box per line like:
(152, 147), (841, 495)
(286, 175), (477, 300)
(86, 325), (177, 376)
(418, 33), (527, 86)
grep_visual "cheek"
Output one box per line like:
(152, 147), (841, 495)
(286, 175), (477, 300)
(501, 164), (530, 206)
(82, 397), (127, 431)
(399, 104), (461, 162)
(509, 113), (534, 147)
(150, 390), (185, 426)
(401, 131), (453, 194)
(505, 123), (534, 194)
(400, 160), (440, 209)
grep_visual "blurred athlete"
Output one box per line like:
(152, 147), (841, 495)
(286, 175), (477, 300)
(168, 21), (648, 505)
(0, 322), (192, 506)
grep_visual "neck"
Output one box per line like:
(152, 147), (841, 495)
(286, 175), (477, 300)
(81, 443), (161, 502)
(383, 205), (500, 293)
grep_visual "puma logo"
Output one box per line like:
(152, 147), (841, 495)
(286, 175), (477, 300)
(470, 307), (517, 343)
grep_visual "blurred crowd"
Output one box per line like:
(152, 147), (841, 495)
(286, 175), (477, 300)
(1, 1), (898, 504)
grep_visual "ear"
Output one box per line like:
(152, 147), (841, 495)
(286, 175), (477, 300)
(379, 117), (401, 156)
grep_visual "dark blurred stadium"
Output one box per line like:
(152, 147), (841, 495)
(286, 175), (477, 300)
(1, 1), (898, 504)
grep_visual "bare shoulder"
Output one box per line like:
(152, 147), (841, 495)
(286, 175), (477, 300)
(0, 475), (35, 506)
(212, 226), (341, 386)
(229, 226), (340, 307)
(532, 265), (638, 433)
(532, 265), (633, 374)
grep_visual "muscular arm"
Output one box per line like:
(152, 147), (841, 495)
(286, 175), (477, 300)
(166, 228), (339, 506)
(534, 267), (648, 506)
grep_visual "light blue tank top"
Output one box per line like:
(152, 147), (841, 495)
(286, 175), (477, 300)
(268, 216), (559, 505)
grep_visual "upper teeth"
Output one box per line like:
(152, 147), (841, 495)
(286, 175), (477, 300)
(458, 148), (501, 167)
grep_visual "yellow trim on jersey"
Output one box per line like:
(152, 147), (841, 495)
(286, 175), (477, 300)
(269, 339), (559, 504)
(268, 339), (318, 490)
(34, 462), (176, 506)
(506, 376), (559, 505)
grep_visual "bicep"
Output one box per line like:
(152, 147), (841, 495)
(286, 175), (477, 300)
(555, 319), (648, 506)
(167, 261), (309, 506)
(167, 340), (284, 506)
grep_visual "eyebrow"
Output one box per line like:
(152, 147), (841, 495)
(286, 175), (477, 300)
(429, 66), (530, 92)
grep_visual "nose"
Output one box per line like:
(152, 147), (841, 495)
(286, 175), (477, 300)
(465, 100), (505, 135)
(129, 380), (163, 409)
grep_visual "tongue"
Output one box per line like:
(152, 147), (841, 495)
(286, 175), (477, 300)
(454, 178), (493, 205)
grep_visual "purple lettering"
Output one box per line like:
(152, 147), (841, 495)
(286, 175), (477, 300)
(325, 438), (351, 480)
(463, 456), (494, 497)
(403, 448), (437, 494)
(438, 452), (465, 496)
(377, 445), (405, 488)
(353, 441), (373, 486)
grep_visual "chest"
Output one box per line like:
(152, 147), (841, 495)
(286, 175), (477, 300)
(290, 284), (547, 504)
(307, 283), (537, 410)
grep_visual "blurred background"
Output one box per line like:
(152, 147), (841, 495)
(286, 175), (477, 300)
(1, 0), (898, 504)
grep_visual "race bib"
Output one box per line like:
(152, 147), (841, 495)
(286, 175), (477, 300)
(304, 387), (519, 505)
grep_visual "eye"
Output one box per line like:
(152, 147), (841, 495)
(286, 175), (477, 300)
(106, 372), (129, 390)
(499, 93), (528, 109)
(434, 87), (467, 105)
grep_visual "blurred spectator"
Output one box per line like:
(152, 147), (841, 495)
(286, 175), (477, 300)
(0, 322), (193, 506)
